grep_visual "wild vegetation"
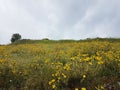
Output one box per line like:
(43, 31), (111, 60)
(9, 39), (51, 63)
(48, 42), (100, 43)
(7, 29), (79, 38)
(11, 33), (22, 43)
(0, 38), (120, 90)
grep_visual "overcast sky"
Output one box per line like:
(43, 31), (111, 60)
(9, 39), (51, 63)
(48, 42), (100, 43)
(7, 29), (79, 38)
(0, 0), (120, 44)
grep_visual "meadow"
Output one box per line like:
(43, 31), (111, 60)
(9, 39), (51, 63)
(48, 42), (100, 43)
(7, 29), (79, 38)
(0, 39), (120, 90)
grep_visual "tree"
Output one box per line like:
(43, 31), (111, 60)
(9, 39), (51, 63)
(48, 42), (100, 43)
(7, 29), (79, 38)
(11, 33), (21, 43)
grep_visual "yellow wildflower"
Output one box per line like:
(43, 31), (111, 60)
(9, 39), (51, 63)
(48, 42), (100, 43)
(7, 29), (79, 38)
(62, 73), (67, 78)
(52, 74), (55, 77)
(52, 84), (56, 89)
(51, 79), (55, 83)
(49, 79), (55, 85)
(96, 56), (102, 61)
(81, 87), (86, 90)
(98, 61), (104, 65)
(89, 62), (93, 65)
(83, 75), (86, 78)
(84, 57), (90, 61)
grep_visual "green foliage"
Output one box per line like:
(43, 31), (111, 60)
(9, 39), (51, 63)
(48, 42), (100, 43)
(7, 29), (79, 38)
(9, 38), (120, 45)
(11, 33), (21, 43)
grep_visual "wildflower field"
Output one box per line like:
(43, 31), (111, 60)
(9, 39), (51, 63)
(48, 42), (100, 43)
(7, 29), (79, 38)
(0, 39), (120, 90)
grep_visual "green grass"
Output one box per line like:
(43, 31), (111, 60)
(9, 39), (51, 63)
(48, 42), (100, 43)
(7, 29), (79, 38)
(8, 38), (120, 45)
(0, 38), (120, 90)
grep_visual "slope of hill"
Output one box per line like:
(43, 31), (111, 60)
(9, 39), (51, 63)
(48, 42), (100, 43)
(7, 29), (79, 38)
(0, 38), (120, 90)
(9, 38), (120, 45)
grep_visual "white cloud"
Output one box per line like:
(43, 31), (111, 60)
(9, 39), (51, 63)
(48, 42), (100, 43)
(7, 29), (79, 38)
(0, 0), (120, 44)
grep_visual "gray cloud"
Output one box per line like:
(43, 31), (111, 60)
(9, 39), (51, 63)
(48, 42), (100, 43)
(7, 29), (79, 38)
(0, 0), (120, 44)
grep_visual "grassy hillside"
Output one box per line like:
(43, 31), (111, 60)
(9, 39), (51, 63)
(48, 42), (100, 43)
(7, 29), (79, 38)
(0, 39), (120, 90)
(9, 38), (120, 45)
